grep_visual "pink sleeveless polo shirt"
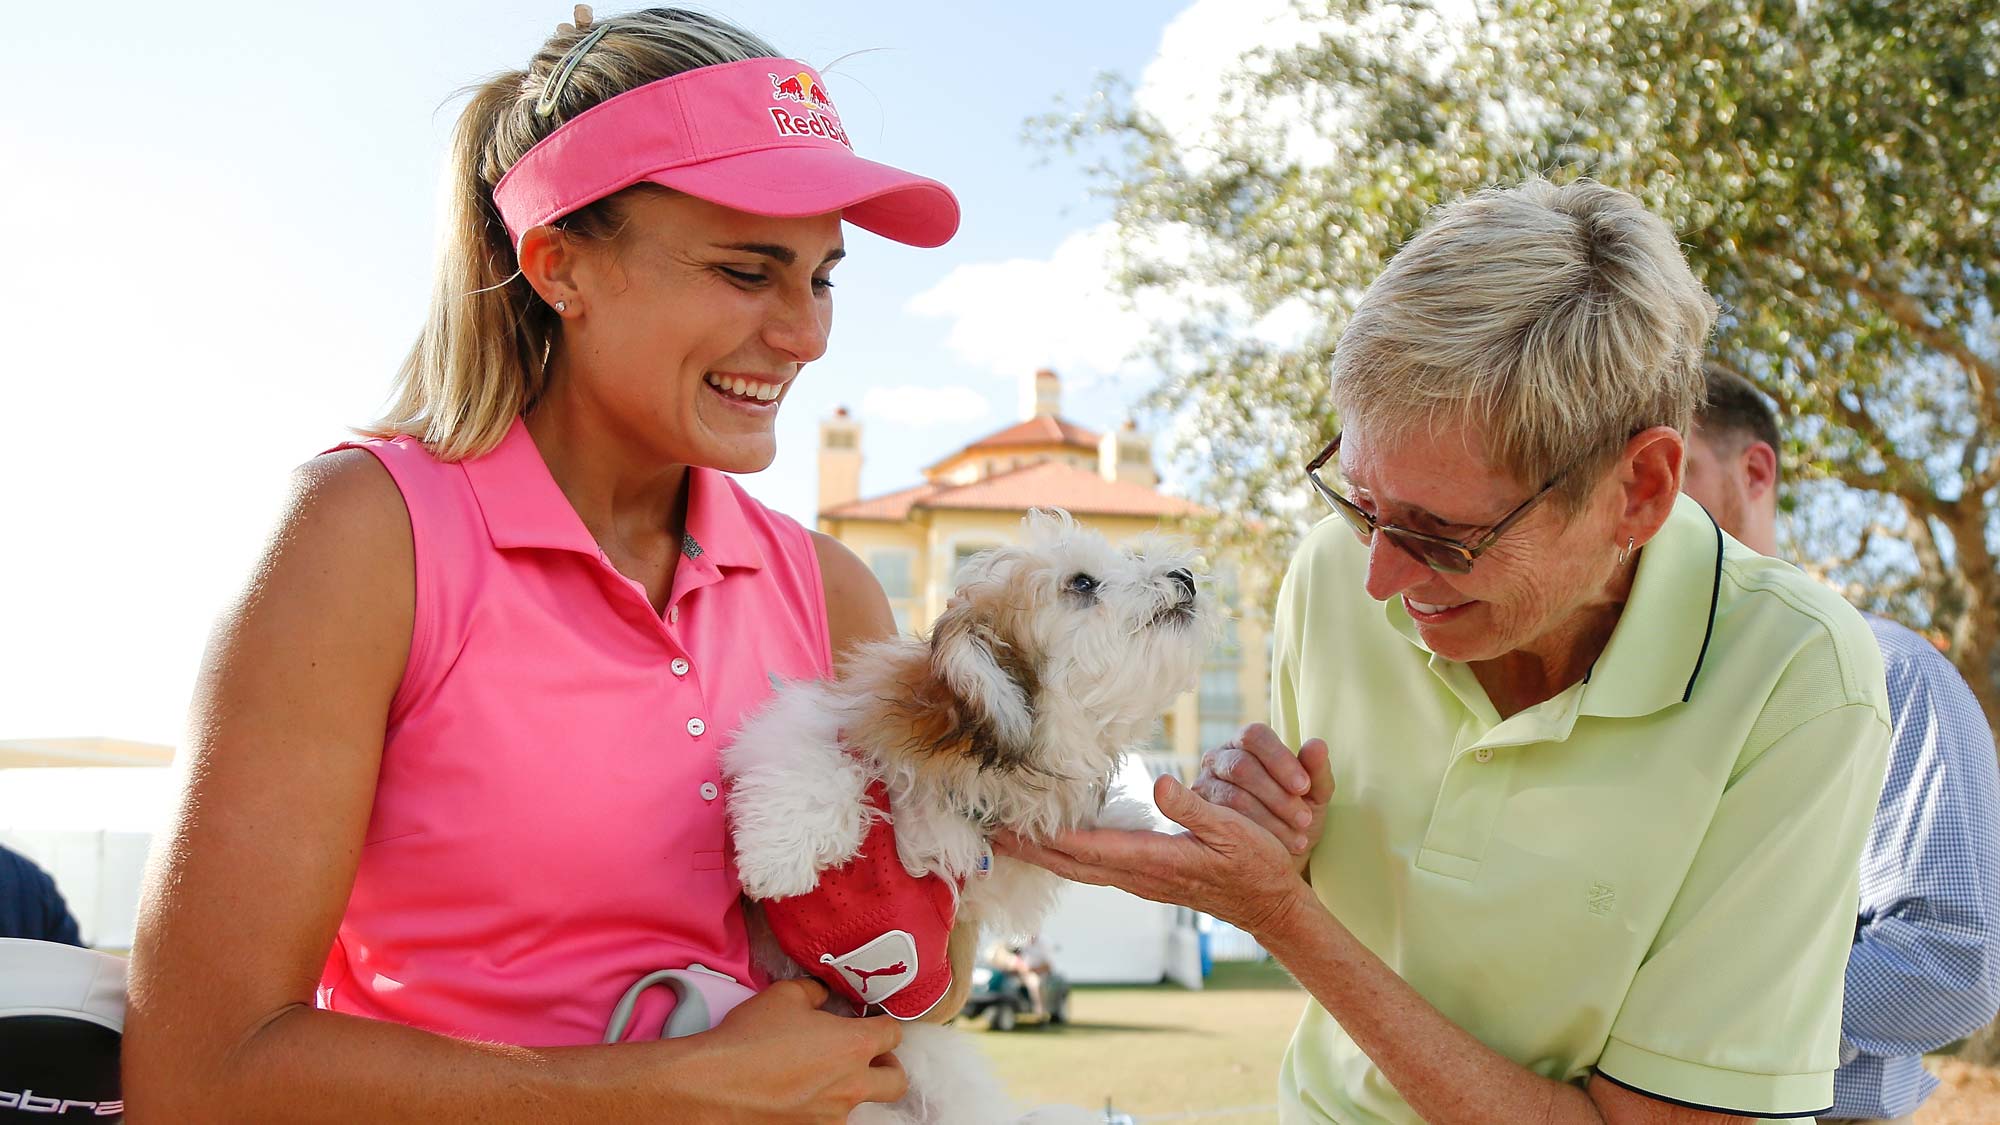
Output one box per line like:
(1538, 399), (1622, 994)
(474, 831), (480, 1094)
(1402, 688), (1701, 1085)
(316, 417), (831, 1046)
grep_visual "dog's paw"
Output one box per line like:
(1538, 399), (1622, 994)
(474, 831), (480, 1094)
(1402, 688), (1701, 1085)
(730, 767), (876, 898)
(1094, 794), (1161, 832)
(890, 795), (990, 884)
(736, 848), (828, 901)
(725, 718), (878, 900)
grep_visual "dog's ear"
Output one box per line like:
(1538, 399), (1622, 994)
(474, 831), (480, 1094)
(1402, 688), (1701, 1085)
(1022, 507), (1075, 547)
(927, 591), (1037, 768)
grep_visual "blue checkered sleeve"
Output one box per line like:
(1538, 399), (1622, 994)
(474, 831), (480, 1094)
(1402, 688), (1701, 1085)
(1830, 616), (2000, 1120)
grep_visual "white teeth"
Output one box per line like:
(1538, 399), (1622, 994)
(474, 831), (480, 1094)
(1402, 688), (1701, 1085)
(1408, 598), (1461, 615)
(704, 373), (784, 402)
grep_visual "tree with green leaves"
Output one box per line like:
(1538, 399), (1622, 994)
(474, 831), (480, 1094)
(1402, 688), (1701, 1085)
(1047, 0), (2000, 739)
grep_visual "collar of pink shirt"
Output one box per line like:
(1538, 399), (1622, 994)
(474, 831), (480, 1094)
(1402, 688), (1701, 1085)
(460, 417), (768, 596)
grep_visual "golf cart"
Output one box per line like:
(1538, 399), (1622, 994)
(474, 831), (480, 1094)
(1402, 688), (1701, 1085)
(960, 948), (1070, 1031)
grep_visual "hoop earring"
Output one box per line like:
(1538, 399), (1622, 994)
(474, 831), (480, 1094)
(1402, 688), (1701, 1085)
(1617, 536), (1635, 566)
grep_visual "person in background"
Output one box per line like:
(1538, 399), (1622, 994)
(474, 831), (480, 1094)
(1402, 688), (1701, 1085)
(0, 843), (83, 945)
(992, 934), (1053, 1018)
(1684, 364), (2000, 1125)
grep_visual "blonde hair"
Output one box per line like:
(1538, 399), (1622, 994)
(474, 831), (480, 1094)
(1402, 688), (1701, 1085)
(369, 8), (780, 461)
(1329, 178), (1717, 509)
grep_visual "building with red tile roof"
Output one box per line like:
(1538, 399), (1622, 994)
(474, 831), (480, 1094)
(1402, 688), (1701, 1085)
(816, 369), (1264, 767)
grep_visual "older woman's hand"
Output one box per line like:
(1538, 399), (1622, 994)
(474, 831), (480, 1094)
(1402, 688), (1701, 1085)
(997, 772), (1327, 939)
(1195, 724), (1333, 873)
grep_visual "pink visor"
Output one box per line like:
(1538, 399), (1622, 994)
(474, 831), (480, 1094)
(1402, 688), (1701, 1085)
(493, 57), (960, 248)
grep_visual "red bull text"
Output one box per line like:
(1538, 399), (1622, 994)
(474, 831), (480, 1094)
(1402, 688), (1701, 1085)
(769, 108), (851, 149)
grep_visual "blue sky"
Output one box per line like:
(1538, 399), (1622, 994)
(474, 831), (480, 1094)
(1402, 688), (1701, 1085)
(1, 1), (1302, 743)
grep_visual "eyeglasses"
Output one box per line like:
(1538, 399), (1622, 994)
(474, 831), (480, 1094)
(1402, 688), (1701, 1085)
(1305, 433), (1562, 575)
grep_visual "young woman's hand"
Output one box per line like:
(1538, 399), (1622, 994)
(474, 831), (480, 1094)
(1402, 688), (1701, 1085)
(674, 979), (908, 1122)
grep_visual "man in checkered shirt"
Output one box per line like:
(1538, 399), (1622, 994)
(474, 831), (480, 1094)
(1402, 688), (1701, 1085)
(1685, 364), (2000, 1124)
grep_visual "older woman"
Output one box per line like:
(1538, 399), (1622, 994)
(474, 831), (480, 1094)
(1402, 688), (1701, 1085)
(1004, 179), (1892, 1124)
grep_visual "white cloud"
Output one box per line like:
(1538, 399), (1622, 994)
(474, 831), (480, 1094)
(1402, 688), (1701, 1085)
(1136, 0), (1479, 172)
(859, 384), (992, 427)
(907, 215), (1310, 396)
(905, 1), (1353, 390)
(905, 222), (1156, 382)
(1253, 295), (1320, 349)
(1135, 0), (1321, 168)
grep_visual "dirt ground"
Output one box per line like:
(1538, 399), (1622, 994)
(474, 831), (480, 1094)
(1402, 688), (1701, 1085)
(1915, 1057), (2000, 1124)
(967, 962), (2000, 1124)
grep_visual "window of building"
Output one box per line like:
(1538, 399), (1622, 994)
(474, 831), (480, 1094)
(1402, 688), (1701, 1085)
(824, 430), (856, 450)
(1197, 616), (1243, 750)
(952, 543), (1001, 582)
(1198, 665), (1240, 711)
(870, 550), (913, 599)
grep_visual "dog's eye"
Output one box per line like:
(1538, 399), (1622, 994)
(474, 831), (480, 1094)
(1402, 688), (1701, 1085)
(1066, 573), (1100, 596)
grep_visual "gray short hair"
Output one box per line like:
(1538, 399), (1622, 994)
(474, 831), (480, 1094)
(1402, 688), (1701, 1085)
(1330, 178), (1717, 508)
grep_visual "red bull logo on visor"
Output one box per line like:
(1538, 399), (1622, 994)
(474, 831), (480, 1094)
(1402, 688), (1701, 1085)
(770, 71), (836, 113)
(768, 70), (850, 149)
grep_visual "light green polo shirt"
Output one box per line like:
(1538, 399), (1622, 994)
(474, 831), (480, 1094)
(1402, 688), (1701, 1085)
(1272, 493), (1891, 1124)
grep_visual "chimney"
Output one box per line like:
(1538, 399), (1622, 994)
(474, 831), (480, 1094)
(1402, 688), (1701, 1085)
(1023, 367), (1061, 420)
(1099, 418), (1157, 489)
(818, 406), (862, 513)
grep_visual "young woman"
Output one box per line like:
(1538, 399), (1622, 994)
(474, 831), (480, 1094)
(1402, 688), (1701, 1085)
(124, 9), (961, 1121)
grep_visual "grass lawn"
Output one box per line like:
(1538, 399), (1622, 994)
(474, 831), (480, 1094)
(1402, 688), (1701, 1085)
(963, 960), (1304, 1123)
(963, 961), (2000, 1124)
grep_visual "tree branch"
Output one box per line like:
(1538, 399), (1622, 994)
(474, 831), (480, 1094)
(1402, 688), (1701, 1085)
(1837, 273), (2000, 435)
(1730, 256), (1975, 507)
(1826, 391), (1899, 465)
(1800, 520), (1896, 585)
(1817, 392), (1944, 509)
(1975, 447), (2000, 498)
(1817, 456), (1900, 497)
(1901, 499), (1958, 629)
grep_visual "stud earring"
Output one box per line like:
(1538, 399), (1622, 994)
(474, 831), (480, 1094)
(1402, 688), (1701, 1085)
(555, 300), (568, 313)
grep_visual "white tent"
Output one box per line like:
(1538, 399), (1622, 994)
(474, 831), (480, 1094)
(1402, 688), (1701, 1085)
(0, 766), (178, 951)
(1017, 755), (1204, 989)
(2, 759), (1207, 985)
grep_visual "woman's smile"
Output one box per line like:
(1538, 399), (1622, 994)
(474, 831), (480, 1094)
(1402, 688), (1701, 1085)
(701, 370), (789, 410)
(1403, 595), (1474, 622)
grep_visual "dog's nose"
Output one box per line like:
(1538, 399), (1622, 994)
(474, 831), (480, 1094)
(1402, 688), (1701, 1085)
(1170, 568), (1196, 604)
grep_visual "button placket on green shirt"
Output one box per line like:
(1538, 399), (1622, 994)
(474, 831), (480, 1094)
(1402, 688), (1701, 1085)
(1416, 661), (1588, 881)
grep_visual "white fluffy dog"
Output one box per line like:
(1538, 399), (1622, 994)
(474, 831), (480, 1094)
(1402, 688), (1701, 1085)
(722, 510), (1210, 1125)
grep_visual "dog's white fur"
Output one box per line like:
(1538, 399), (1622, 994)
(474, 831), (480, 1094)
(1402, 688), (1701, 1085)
(723, 510), (1210, 1125)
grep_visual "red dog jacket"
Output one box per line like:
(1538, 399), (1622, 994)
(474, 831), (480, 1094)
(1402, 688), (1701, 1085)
(759, 780), (960, 1019)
